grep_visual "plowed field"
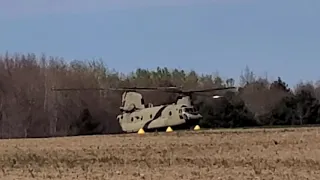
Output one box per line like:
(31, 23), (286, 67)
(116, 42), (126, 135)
(0, 127), (320, 180)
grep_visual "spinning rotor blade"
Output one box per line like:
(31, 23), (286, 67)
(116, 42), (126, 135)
(51, 87), (106, 91)
(116, 86), (237, 93)
(182, 86), (237, 93)
(50, 86), (181, 92)
(50, 86), (238, 95)
(112, 86), (178, 91)
(192, 92), (224, 99)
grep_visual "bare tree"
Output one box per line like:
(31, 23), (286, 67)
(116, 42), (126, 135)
(240, 66), (256, 87)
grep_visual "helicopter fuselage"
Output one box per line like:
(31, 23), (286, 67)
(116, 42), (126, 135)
(116, 103), (202, 132)
(50, 85), (236, 134)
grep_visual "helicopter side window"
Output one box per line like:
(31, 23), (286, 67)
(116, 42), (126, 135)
(141, 98), (145, 105)
(169, 111), (172, 116)
(131, 117), (134, 122)
(150, 114), (152, 119)
(141, 116), (143, 120)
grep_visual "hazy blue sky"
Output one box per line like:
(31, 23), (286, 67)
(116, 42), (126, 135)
(0, 0), (319, 87)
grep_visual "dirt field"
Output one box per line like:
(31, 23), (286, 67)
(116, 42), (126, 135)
(0, 127), (320, 180)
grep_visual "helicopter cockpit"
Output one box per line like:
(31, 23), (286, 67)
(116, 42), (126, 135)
(178, 106), (202, 120)
(181, 107), (198, 115)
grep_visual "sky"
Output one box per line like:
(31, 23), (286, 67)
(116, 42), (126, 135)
(0, 0), (319, 87)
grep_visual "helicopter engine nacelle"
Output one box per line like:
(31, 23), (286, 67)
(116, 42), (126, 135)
(176, 96), (192, 106)
(120, 91), (145, 111)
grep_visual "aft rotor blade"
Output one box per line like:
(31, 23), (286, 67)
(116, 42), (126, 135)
(113, 86), (181, 92)
(51, 87), (106, 91)
(50, 86), (181, 92)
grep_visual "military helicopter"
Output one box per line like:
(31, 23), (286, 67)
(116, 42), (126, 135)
(51, 86), (237, 133)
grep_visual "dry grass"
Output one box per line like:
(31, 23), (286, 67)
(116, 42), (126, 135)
(0, 127), (320, 180)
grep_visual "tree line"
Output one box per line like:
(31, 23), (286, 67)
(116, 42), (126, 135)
(0, 52), (319, 138)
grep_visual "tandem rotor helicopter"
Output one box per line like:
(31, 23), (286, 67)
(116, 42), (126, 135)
(51, 86), (237, 133)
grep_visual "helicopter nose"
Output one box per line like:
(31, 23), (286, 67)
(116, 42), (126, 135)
(182, 112), (202, 120)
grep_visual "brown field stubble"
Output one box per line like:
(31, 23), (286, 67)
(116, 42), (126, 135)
(0, 128), (320, 180)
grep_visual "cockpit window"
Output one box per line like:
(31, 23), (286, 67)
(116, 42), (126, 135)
(184, 108), (191, 112)
(184, 108), (197, 113)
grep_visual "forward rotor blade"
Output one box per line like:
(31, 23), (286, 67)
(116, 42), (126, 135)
(193, 92), (222, 97)
(183, 86), (237, 93)
(51, 87), (106, 91)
